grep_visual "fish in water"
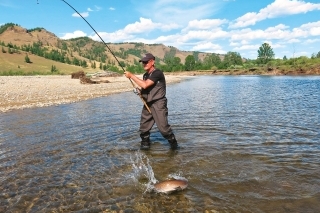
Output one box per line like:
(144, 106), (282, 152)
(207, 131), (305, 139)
(153, 179), (188, 193)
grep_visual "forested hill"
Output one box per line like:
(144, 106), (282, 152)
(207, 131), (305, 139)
(0, 23), (235, 74)
(2, 23), (320, 76)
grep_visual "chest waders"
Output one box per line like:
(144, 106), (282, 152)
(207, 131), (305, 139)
(139, 70), (178, 150)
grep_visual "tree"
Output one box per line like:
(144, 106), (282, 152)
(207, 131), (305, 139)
(283, 55), (287, 60)
(257, 43), (275, 64)
(203, 53), (221, 69)
(25, 54), (31, 63)
(51, 65), (58, 73)
(185, 55), (195, 71)
(118, 61), (125, 68)
(223, 51), (243, 68)
(81, 60), (88, 68)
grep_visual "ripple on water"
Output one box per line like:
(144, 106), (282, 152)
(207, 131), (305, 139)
(0, 76), (320, 212)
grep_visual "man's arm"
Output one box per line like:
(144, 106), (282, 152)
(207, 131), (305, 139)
(124, 71), (154, 89)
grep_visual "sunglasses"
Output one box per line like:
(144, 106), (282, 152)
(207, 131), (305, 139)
(142, 61), (149, 65)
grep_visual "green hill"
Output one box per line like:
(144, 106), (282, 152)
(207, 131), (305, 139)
(0, 23), (216, 75)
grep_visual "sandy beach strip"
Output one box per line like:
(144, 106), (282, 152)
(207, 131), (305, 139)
(0, 74), (187, 113)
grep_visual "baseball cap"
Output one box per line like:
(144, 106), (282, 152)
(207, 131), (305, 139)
(139, 53), (155, 62)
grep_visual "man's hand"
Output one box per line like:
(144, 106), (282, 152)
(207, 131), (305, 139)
(124, 71), (133, 78)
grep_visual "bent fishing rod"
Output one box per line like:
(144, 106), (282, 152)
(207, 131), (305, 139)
(60, 0), (151, 113)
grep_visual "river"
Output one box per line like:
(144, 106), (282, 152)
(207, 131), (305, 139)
(0, 75), (319, 212)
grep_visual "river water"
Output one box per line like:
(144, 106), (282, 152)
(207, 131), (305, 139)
(0, 75), (319, 213)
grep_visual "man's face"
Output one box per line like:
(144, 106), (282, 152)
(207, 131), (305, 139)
(142, 60), (154, 71)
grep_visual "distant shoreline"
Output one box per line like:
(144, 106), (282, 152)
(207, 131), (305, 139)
(1, 71), (319, 113)
(0, 74), (188, 113)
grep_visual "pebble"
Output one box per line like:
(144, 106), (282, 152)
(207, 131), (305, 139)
(0, 74), (185, 113)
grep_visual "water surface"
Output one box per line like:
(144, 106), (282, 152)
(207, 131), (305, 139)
(0, 75), (319, 212)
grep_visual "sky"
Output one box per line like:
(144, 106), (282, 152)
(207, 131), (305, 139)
(1, 0), (320, 59)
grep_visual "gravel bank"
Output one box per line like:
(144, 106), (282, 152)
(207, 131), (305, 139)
(0, 74), (186, 113)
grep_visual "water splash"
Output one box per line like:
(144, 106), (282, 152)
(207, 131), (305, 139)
(168, 173), (188, 182)
(129, 151), (158, 192)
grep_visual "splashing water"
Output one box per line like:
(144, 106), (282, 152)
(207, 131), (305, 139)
(129, 151), (158, 192)
(128, 151), (189, 194)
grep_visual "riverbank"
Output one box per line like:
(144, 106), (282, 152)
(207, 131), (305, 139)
(0, 74), (190, 113)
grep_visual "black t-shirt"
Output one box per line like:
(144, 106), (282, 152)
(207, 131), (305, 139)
(141, 69), (166, 103)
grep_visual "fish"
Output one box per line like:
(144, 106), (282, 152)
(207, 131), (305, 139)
(153, 179), (188, 193)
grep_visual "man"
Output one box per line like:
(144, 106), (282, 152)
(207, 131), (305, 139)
(124, 53), (178, 150)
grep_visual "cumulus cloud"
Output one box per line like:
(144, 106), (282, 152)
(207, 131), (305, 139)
(228, 21), (320, 43)
(90, 31), (135, 43)
(88, 18), (179, 43)
(191, 42), (224, 53)
(229, 0), (320, 28)
(60, 30), (87, 40)
(299, 20), (320, 36)
(122, 18), (179, 34)
(59, 0), (320, 58)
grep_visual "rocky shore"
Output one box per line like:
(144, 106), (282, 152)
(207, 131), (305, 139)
(0, 74), (187, 113)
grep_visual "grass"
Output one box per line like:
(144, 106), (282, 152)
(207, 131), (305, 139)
(0, 48), (96, 76)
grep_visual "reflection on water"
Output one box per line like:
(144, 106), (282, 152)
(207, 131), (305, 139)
(0, 75), (319, 212)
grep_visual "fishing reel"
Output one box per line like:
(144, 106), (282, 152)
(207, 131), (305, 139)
(133, 88), (141, 95)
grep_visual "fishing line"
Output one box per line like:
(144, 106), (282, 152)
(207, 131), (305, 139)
(38, 0), (151, 113)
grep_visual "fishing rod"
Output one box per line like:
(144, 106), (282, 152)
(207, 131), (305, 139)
(54, 0), (151, 113)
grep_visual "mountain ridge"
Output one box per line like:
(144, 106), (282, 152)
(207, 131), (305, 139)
(0, 24), (219, 74)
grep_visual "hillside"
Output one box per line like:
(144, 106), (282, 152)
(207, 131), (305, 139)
(1, 24), (320, 76)
(0, 24), (214, 75)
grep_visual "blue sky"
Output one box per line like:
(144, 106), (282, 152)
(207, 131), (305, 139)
(1, 0), (320, 59)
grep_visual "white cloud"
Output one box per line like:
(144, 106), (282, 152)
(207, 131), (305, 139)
(94, 6), (102, 11)
(179, 29), (229, 42)
(58, 1), (320, 58)
(153, 34), (182, 44)
(183, 19), (228, 31)
(88, 6), (102, 12)
(60, 30), (87, 40)
(229, 0), (320, 28)
(305, 38), (320, 43)
(299, 20), (320, 36)
(80, 18), (179, 43)
(229, 20), (320, 43)
(191, 42), (224, 53)
(287, 38), (300, 43)
(90, 31), (135, 43)
(109, 7), (115, 11)
(121, 18), (180, 34)
(72, 12), (89, 18)
(233, 44), (259, 51)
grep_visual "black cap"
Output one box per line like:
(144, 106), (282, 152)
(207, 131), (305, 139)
(139, 53), (155, 62)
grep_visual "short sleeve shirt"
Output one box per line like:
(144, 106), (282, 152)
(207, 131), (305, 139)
(141, 69), (166, 103)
